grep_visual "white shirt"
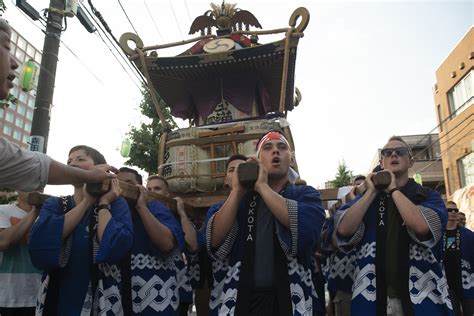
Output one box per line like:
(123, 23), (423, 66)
(0, 203), (42, 307)
(0, 137), (51, 191)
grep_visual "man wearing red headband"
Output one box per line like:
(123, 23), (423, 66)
(203, 130), (325, 316)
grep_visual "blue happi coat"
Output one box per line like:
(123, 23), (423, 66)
(204, 185), (325, 316)
(187, 245), (201, 291)
(460, 226), (474, 299)
(334, 181), (453, 316)
(320, 216), (355, 295)
(130, 201), (184, 315)
(29, 195), (133, 316)
(175, 254), (192, 305)
(205, 202), (231, 316)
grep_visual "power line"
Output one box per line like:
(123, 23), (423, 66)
(60, 40), (104, 85)
(82, 5), (139, 81)
(84, 0), (176, 118)
(86, 0), (188, 120)
(413, 128), (473, 174)
(168, 0), (184, 41)
(410, 113), (473, 161)
(407, 100), (473, 160)
(93, 30), (141, 90)
(85, 1), (146, 84)
(435, 119), (473, 151)
(12, 3), (103, 85)
(117, 0), (139, 35)
(183, 0), (193, 23)
(143, 0), (164, 42)
(81, 3), (143, 90)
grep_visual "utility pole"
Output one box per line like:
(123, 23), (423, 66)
(29, 0), (63, 153)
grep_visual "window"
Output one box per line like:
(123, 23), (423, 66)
(458, 153), (473, 188)
(13, 129), (21, 141)
(437, 105), (443, 132)
(446, 167), (451, 194)
(27, 98), (35, 109)
(10, 86), (19, 98)
(18, 91), (27, 104)
(412, 147), (429, 160)
(448, 70), (473, 117)
(0, 108), (3, 118)
(214, 143), (233, 174)
(8, 101), (16, 111)
(26, 110), (33, 120)
(15, 117), (23, 128)
(15, 49), (25, 62)
(17, 104), (26, 115)
(23, 134), (29, 145)
(26, 45), (35, 58)
(3, 124), (12, 136)
(11, 31), (18, 44)
(202, 142), (234, 177)
(16, 36), (26, 50)
(24, 122), (31, 132)
(35, 51), (42, 64)
(5, 111), (14, 123)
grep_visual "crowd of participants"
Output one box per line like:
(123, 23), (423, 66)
(0, 18), (473, 316)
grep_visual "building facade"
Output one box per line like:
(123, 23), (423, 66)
(0, 26), (41, 148)
(433, 27), (473, 197)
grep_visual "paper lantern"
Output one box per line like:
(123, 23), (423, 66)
(120, 138), (131, 157)
(19, 59), (39, 92)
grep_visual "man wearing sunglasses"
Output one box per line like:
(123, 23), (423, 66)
(443, 201), (474, 316)
(334, 136), (452, 316)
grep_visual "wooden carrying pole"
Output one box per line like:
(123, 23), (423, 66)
(27, 179), (194, 215)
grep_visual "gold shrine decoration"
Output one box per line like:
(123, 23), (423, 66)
(279, 7), (310, 113)
(119, 32), (144, 56)
(189, 2), (262, 35)
(289, 7), (310, 33)
(119, 32), (171, 130)
(118, 7), (310, 59)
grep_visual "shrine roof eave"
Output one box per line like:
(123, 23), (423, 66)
(132, 37), (300, 117)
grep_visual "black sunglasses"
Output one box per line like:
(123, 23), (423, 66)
(381, 147), (410, 158)
(447, 208), (459, 213)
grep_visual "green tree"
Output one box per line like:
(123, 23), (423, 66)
(0, 93), (18, 109)
(0, 1), (6, 16)
(331, 160), (353, 187)
(125, 85), (176, 174)
(0, 188), (17, 205)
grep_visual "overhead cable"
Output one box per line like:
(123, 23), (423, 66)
(168, 0), (184, 41)
(117, 0), (139, 35)
(143, 0), (164, 42)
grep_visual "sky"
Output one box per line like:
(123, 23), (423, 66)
(3, 0), (473, 195)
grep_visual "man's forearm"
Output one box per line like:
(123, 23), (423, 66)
(337, 191), (376, 237)
(137, 206), (176, 253)
(63, 199), (93, 238)
(48, 161), (116, 186)
(180, 214), (198, 252)
(211, 189), (243, 248)
(48, 160), (88, 185)
(97, 208), (112, 243)
(392, 190), (430, 238)
(0, 211), (38, 251)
